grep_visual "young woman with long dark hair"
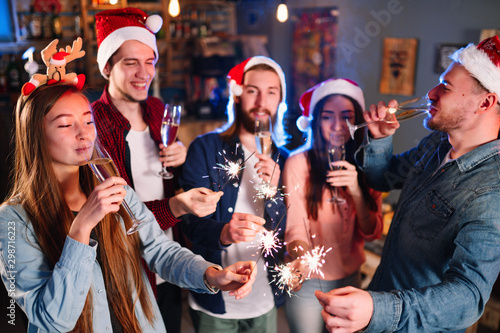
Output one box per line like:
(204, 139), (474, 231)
(283, 78), (383, 333)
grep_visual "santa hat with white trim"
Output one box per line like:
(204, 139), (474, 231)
(296, 78), (365, 132)
(450, 35), (500, 98)
(95, 7), (163, 79)
(227, 56), (286, 103)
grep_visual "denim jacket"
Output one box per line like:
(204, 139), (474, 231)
(356, 132), (500, 332)
(0, 186), (215, 333)
(179, 132), (288, 314)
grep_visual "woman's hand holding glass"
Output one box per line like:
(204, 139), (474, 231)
(68, 177), (127, 244)
(326, 160), (361, 198)
(86, 139), (145, 235)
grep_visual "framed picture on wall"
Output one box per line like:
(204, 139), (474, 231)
(434, 43), (466, 74)
(379, 37), (418, 96)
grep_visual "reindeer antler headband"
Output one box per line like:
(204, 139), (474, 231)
(21, 37), (86, 96)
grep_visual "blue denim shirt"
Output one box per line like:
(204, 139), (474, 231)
(0, 186), (215, 333)
(356, 132), (500, 332)
(179, 132), (288, 314)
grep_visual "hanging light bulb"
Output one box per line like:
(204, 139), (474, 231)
(277, 2), (288, 23)
(168, 0), (180, 18)
(109, 0), (118, 5)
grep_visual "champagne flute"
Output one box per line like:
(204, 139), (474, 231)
(159, 104), (181, 179)
(87, 139), (145, 235)
(346, 96), (430, 139)
(327, 134), (346, 205)
(255, 114), (273, 157)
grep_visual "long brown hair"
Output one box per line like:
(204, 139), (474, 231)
(306, 94), (378, 220)
(6, 84), (155, 332)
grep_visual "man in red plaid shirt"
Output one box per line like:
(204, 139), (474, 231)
(91, 8), (222, 333)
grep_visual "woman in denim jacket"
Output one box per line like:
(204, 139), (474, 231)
(0, 84), (256, 333)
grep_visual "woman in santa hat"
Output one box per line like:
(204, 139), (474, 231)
(282, 78), (383, 333)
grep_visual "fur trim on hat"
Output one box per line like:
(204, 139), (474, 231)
(97, 26), (159, 79)
(451, 43), (500, 98)
(297, 78), (365, 132)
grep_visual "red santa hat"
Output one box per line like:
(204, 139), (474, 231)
(296, 78), (365, 132)
(95, 7), (163, 79)
(227, 56), (286, 103)
(450, 35), (500, 98)
(50, 51), (70, 66)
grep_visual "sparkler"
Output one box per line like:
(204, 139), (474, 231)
(257, 228), (283, 257)
(299, 218), (332, 290)
(270, 263), (302, 297)
(215, 150), (255, 190)
(253, 153), (288, 203)
(301, 245), (332, 279)
(250, 205), (290, 276)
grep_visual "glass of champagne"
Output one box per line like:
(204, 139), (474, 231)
(327, 134), (346, 205)
(346, 96), (430, 139)
(255, 114), (272, 156)
(159, 104), (181, 179)
(87, 139), (144, 235)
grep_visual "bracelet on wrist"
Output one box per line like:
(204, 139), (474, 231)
(203, 265), (223, 293)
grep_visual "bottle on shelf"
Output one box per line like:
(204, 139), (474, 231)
(50, 5), (63, 39)
(74, 6), (82, 38)
(29, 7), (42, 40)
(18, 15), (28, 41)
(169, 18), (176, 39)
(175, 18), (183, 39)
(42, 13), (52, 39)
(183, 13), (191, 39)
(0, 56), (8, 94)
(199, 11), (208, 38)
(7, 56), (21, 91)
(190, 9), (199, 38)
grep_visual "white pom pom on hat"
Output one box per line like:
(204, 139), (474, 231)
(227, 56), (287, 103)
(95, 7), (163, 79)
(145, 14), (163, 33)
(297, 78), (365, 132)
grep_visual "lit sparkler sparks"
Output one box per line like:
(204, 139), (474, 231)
(257, 228), (283, 257)
(271, 263), (302, 297)
(301, 246), (332, 279)
(214, 150), (255, 190)
(216, 160), (244, 180)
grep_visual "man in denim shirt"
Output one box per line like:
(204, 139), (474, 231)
(316, 36), (500, 332)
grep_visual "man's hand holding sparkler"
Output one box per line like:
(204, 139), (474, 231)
(170, 188), (223, 218)
(159, 141), (187, 168)
(255, 153), (281, 188)
(204, 261), (258, 300)
(315, 286), (373, 333)
(220, 213), (266, 245)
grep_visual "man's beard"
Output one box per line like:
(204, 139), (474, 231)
(423, 112), (467, 133)
(237, 106), (275, 134)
